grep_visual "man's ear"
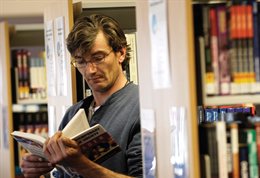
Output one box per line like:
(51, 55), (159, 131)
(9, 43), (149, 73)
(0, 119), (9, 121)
(118, 47), (126, 63)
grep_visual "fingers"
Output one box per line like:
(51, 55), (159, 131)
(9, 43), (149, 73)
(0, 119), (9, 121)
(20, 154), (53, 178)
(22, 153), (45, 162)
(43, 131), (63, 164)
(43, 131), (79, 165)
(21, 166), (52, 178)
(61, 137), (78, 148)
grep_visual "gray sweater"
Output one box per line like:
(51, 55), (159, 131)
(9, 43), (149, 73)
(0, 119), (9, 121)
(53, 82), (143, 178)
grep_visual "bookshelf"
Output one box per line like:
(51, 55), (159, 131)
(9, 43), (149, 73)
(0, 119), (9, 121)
(0, 18), (49, 178)
(136, 0), (200, 178)
(193, 0), (260, 177)
(0, 21), (15, 178)
(2, 0), (200, 177)
(43, 0), (77, 137)
(193, 0), (260, 106)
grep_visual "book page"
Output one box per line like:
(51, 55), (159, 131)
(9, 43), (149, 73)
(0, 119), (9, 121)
(11, 131), (46, 158)
(62, 109), (90, 138)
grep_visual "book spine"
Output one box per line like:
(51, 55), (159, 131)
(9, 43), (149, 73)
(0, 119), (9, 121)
(247, 129), (259, 178)
(252, 0), (260, 93)
(230, 5), (240, 94)
(199, 123), (219, 178)
(255, 123), (260, 176)
(16, 50), (24, 100)
(22, 50), (30, 99)
(203, 6), (216, 95)
(245, 4), (255, 94)
(230, 123), (240, 178)
(226, 123), (233, 177)
(216, 121), (228, 178)
(217, 6), (231, 95)
(237, 5), (245, 94)
(200, 154), (211, 178)
(210, 7), (220, 95)
(239, 130), (250, 178)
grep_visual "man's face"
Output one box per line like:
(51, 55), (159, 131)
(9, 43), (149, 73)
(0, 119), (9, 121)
(76, 31), (125, 93)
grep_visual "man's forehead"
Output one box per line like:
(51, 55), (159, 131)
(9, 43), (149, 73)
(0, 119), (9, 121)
(73, 32), (110, 57)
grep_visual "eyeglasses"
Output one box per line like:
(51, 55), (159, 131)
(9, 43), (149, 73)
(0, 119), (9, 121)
(71, 49), (113, 68)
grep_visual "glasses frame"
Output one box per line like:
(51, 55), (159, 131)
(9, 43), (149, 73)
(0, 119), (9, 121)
(70, 49), (113, 68)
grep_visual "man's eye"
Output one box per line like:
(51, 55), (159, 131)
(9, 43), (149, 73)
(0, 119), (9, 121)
(77, 60), (85, 64)
(92, 54), (105, 61)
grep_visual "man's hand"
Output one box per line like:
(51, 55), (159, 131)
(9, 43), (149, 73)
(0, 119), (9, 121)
(43, 131), (83, 168)
(20, 153), (54, 178)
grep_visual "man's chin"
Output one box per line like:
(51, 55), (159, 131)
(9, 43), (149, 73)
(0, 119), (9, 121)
(90, 83), (107, 92)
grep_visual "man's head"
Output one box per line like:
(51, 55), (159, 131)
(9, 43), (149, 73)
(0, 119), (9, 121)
(67, 14), (130, 93)
(67, 14), (130, 71)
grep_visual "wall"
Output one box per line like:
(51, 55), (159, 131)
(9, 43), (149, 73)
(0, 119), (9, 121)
(0, 0), (135, 18)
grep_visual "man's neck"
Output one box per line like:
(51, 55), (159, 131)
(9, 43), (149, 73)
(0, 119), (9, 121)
(92, 76), (128, 106)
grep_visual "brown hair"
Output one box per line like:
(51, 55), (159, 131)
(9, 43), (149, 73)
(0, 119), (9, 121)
(66, 14), (131, 70)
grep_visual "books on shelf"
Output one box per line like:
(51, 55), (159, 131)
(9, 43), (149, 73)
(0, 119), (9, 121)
(13, 109), (49, 168)
(11, 109), (120, 175)
(125, 32), (138, 84)
(198, 103), (260, 178)
(198, 104), (255, 123)
(194, 1), (260, 98)
(11, 49), (47, 104)
(199, 121), (228, 178)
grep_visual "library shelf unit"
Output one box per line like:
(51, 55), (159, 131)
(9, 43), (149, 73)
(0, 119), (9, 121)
(136, 0), (200, 178)
(0, 19), (48, 177)
(193, 0), (260, 178)
(192, 0), (260, 106)
(0, 21), (15, 178)
(2, 0), (200, 178)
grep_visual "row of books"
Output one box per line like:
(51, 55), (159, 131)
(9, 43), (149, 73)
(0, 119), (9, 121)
(198, 103), (255, 123)
(198, 104), (260, 178)
(11, 49), (47, 103)
(14, 111), (49, 140)
(13, 111), (48, 176)
(194, 0), (260, 96)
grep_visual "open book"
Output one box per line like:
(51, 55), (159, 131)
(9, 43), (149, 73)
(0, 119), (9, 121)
(11, 109), (120, 168)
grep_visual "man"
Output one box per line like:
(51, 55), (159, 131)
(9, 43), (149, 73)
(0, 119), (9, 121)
(20, 14), (142, 178)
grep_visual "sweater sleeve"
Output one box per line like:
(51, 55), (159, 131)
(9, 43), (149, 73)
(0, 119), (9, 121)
(126, 116), (143, 177)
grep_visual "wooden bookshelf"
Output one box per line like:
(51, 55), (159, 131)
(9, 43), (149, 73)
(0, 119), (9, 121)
(0, 17), (49, 178)
(0, 21), (15, 178)
(43, 0), (77, 135)
(136, 0), (200, 177)
(193, 0), (260, 106)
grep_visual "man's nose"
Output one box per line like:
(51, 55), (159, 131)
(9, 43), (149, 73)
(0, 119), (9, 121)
(85, 62), (97, 73)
